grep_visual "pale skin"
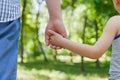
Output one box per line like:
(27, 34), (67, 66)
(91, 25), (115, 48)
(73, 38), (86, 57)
(45, 0), (67, 49)
(49, 0), (120, 59)
(113, 0), (120, 13)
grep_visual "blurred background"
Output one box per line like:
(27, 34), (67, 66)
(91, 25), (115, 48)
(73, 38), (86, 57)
(17, 0), (117, 80)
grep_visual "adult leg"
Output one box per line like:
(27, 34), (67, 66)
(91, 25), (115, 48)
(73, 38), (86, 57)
(0, 18), (20, 80)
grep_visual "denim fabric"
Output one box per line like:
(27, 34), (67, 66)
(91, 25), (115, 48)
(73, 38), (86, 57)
(0, 18), (20, 80)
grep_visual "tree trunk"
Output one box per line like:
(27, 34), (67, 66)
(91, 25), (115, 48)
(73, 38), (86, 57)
(81, 15), (88, 71)
(53, 50), (58, 60)
(70, 52), (73, 63)
(94, 19), (100, 68)
(20, 0), (27, 63)
(35, 10), (48, 62)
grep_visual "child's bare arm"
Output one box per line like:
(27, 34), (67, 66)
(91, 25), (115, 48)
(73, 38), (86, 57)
(49, 16), (120, 59)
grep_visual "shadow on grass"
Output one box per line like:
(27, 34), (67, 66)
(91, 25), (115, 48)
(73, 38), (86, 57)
(18, 59), (110, 78)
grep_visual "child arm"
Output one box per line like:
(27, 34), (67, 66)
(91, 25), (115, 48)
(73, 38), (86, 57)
(49, 16), (119, 59)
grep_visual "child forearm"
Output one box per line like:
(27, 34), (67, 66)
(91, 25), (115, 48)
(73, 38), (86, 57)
(45, 0), (62, 20)
(59, 38), (101, 59)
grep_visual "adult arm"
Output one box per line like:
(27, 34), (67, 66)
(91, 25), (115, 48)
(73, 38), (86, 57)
(45, 0), (67, 48)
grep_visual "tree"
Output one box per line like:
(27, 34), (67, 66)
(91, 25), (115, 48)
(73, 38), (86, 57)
(20, 0), (27, 63)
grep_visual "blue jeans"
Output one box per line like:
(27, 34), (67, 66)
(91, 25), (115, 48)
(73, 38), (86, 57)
(0, 18), (20, 80)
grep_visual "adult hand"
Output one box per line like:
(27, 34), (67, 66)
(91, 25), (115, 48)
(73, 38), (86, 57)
(45, 20), (67, 49)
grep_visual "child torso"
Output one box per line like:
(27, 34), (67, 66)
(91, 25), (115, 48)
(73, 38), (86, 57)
(109, 15), (120, 79)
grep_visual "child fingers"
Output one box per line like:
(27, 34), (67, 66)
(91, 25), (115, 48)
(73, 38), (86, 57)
(50, 44), (57, 49)
(48, 30), (56, 35)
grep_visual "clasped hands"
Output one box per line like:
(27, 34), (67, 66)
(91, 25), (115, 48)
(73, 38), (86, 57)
(45, 20), (67, 49)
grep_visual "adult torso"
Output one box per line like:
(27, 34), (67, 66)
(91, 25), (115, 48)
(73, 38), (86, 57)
(0, 0), (20, 22)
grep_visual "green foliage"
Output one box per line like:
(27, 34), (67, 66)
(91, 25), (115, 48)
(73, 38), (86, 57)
(19, 1), (118, 79)
(20, 0), (117, 63)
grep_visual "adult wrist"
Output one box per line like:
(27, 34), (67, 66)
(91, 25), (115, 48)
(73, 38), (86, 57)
(50, 17), (63, 22)
(49, 18), (64, 26)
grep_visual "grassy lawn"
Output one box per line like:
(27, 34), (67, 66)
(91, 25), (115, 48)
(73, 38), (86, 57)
(17, 57), (109, 80)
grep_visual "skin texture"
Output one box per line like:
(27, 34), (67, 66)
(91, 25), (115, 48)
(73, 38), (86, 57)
(113, 0), (120, 13)
(45, 0), (67, 49)
(49, 0), (120, 59)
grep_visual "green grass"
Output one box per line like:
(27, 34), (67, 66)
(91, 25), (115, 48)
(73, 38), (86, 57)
(17, 58), (109, 80)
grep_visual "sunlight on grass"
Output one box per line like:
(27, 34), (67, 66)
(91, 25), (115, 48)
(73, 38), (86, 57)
(17, 60), (109, 80)
(17, 68), (108, 80)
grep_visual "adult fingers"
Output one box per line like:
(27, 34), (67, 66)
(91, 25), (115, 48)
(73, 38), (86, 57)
(45, 28), (50, 46)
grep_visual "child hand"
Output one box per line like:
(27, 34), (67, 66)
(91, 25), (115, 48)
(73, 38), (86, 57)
(48, 30), (63, 47)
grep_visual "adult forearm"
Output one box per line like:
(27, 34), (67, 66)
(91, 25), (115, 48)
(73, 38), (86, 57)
(45, 0), (62, 20)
